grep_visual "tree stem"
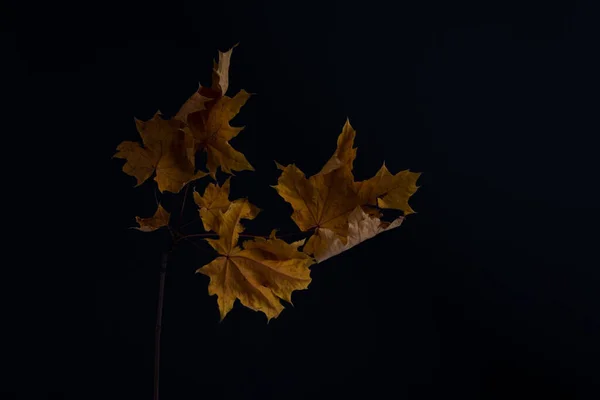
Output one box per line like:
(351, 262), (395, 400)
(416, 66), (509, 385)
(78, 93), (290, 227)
(154, 251), (169, 400)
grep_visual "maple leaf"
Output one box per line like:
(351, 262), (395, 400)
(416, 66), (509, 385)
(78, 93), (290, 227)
(174, 45), (236, 124)
(186, 90), (254, 177)
(272, 121), (361, 255)
(273, 162), (359, 248)
(174, 84), (213, 125)
(114, 112), (173, 186)
(318, 119), (358, 176)
(155, 128), (209, 193)
(114, 112), (208, 193)
(355, 163), (421, 215)
(197, 200), (313, 321)
(193, 177), (231, 232)
(275, 119), (420, 259)
(308, 207), (404, 262)
(134, 204), (170, 232)
(173, 45), (254, 178)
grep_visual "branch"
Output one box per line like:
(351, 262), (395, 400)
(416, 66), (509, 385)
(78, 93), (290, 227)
(174, 229), (315, 244)
(154, 251), (169, 400)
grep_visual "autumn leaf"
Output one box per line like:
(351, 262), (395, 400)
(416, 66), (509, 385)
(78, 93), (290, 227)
(273, 162), (359, 246)
(318, 119), (358, 176)
(355, 163), (421, 215)
(134, 204), (170, 232)
(155, 127), (209, 193)
(272, 121), (361, 254)
(174, 46), (236, 124)
(186, 90), (254, 177)
(114, 112), (174, 186)
(308, 207), (404, 262)
(172, 45), (254, 178)
(114, 112), (208, 193)
(211, 44), (237, 96)
(193, 177), (231, 232)
(174, 83), (213, 125)
(197, 200), (313, 321)
(275, 119), (420, 259)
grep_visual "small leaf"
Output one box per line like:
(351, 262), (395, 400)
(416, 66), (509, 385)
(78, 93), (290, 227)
(355, 164), (421, 215)
(134, 204), (170, 232)
(318, 119), (357, 176)
(211, 44), (237, 96)
(193, 177), (232, 232)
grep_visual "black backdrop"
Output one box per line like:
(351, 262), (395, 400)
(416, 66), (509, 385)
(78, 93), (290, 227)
(8, 0), (600, 398)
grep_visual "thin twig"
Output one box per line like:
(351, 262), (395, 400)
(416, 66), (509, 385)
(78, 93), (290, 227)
(178, 218), (201, 231)
(179, 184), (190, 221)
(154, 251), (169, 400)
(176, 232), (270, 241)
(174, 229), (313, 244)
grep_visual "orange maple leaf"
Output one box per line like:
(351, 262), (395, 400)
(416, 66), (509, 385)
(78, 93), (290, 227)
(197, 199), (314, 321)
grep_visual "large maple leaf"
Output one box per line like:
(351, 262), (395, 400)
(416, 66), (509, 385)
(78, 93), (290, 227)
(197, 199), (314, 321)
(272, 120), (360, 256)
(273, 161), (359, 256)
(274, 119), (420, 260)
(114, 112), (208, 193)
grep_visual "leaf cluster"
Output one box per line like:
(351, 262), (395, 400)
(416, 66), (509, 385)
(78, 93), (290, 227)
(114, 46), (421, 321)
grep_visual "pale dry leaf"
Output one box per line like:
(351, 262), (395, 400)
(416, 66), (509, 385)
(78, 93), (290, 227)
(310, 207), (404, 262)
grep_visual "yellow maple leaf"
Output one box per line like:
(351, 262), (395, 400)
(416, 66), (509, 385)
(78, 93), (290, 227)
(197, 200), (313, 321)
(273, 121), (361, 255)
(134, 204), (170, 232)
(355, 163), (421, 215)
(186, 90), (254, 177)
(114, 112), (208, 193)
(155, 127), (208, 193)
(318, 119), (358, 176)
(114, 112), (174, 186)
(174, 45), (236, 124)
(273, 162), (359, 249)
(275, 119), (420, 259)
(171, 45), (253, 178)
(193, 177), (231, 232)
(174, 83), (213, 125)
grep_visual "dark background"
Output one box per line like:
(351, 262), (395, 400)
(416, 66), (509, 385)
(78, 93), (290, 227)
(7, 0), (599, 398)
